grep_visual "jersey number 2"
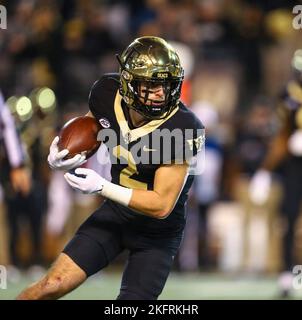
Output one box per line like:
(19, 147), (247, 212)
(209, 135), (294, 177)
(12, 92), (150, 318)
(113, 145), (147, 190)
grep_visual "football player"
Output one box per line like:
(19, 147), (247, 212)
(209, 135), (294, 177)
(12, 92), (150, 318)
(0, 90), (32, 268)
(17, 37), (204, 300)
(249, 50), (302, 297)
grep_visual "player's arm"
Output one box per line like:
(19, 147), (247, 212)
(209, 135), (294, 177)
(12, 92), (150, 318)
(249, 104), (291, 204)
(128, 163), (189, 218)
(64, 162), (189, 219)
(260, 114), (290, 171)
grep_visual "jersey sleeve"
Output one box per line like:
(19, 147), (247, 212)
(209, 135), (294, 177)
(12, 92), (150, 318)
(88, 78), (105, 120)
(88, 73), (120, 120)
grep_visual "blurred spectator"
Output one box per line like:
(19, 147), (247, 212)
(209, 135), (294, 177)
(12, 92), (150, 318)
(232, 97), (281, 273)
(235, 97), (275, 178)
(249, 51), (302, 296)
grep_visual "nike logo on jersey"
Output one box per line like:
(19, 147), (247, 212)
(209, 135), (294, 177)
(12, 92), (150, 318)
(143, 145), (157, 152)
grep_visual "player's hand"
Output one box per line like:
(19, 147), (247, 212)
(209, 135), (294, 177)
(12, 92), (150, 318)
(64, 168), (105, 194)
(248, 169), (272, 205)
(47, 136), (86, 171)
(10, 167), (32, 196)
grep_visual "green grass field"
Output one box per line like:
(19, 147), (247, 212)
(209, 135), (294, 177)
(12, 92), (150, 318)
(1, 271), (302, 300)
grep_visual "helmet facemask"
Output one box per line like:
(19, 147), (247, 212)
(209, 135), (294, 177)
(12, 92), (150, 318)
(124, 74), (183, 120)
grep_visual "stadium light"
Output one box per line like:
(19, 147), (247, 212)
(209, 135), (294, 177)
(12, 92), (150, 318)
(37, 87), (56, 111)
(16, 96), (33, 121)
(6, 96), (18, 113)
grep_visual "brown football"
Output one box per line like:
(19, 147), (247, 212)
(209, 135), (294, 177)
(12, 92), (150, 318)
(58, 116), (102, 159)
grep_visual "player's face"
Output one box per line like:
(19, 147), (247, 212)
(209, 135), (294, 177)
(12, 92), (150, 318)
(138, 83), (165, 106)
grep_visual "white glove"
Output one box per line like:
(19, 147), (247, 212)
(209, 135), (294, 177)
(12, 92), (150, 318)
(47, 136), (86, 171)
(64, 168), (133, 206)
(64, 168), (105, 194)
(288, 130), (302, 156)
(249, 169), (272, 205)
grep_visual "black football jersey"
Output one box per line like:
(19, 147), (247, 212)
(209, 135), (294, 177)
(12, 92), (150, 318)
(89, 73), (204, 235)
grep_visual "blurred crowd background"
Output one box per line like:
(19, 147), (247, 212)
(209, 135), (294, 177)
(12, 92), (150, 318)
(1, 0), (302, 297)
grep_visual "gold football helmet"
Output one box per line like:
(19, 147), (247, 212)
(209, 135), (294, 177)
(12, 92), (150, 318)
(117, 36), (184, 119)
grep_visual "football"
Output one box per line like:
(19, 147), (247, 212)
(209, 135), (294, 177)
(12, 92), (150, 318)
(58, 116), (102, 159)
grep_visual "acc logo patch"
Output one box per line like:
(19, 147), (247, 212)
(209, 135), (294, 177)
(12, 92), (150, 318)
(187, 135), (205, 152)
(99, 118), (111, 128)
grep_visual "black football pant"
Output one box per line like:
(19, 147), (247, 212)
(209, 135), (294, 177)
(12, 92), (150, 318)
(63, 200), (182, 300)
